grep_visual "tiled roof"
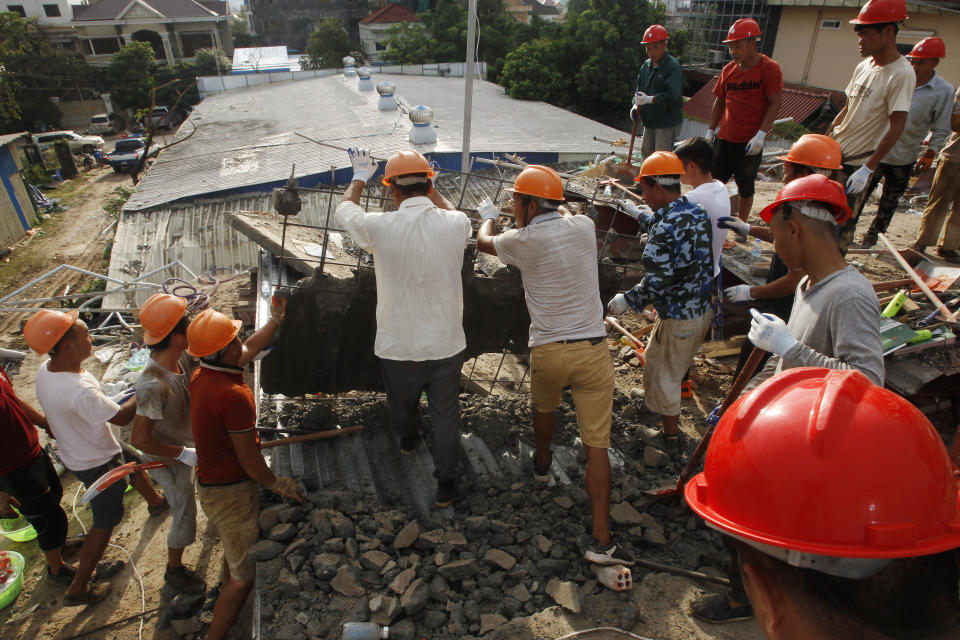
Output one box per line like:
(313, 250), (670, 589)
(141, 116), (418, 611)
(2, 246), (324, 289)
(360, 3), (419, 24)
(683, 75), (829, 126)
(73, 0), (221, 22)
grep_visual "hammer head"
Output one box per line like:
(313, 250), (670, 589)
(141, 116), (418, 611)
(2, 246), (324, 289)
(272, 187), (302, 217)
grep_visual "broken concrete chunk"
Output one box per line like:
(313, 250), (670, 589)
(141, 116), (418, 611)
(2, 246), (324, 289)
(417, 529), (445, 549)
(553, 496), (574, 509)
(170, 616), (202, 636)
(644, 527), (668, 545)
(532, 534), (552, 554)
(510, 583), (531, 603)
(610, 502), (644, 526)
(643, 445), (670, 468)
(388, 567), (416, 595)
(331, 565), (365, 598)
(630, 387), (645, 399)
(268, 522), (297, 543)
(444, 531), (468, 548)
(393, 520), (419, 550)
(545, 578), (583, 613)
(277, 567), (300, 598)
(369, 595), (401, 626)
(437, 558), (479, 582)
(638, 513), (664, 532)
(248, 540), (284, 563)
(400, 577), (430, 615)
(259, 504), (287, 532)
(360, 549), (390, 572)
(480, 613), (508, 635)
(278, 506), (305, 523)
(311, 552), (341, 581)
(484, 549), (517, 571)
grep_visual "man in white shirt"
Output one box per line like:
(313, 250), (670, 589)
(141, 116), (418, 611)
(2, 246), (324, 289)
(335, 148), (471, 508)
(674, 137), (729, 277)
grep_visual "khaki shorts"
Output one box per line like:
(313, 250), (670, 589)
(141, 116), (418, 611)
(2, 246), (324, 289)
(530, 339), (614, 448)
(643, 312), (712, 416)
(197, 480), (259, 582)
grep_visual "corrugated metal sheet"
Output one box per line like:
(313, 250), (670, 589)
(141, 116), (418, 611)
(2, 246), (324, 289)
(0, 143), (30, 248)
(683, 76), (829, 126)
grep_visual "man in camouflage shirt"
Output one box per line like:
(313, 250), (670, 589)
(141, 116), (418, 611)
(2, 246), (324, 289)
(609, 152), (714, 446)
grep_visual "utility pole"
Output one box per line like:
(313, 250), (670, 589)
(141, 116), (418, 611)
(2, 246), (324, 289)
(461, 0), (477, 173)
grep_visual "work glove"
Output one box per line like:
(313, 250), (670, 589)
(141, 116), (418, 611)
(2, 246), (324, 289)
(748, 308), (797, 357)
(0, 492), (19, 519)
(745, 130), (766, 156)
(269, 476), (305, 502)
(845, 165), (873, 195)
(724, 285), (753, 303)
(629, 105), (639, 122)
(617, 199), (653, 220)
(717, 216), (750, 238)
(607, 293), (629, 316)
(634, 92), (654, 106)
(270, 294), (286, 325)
(704, 128), (717, 145)
(348, 147), (378, 184)
(175, 446), (198, 468)
(913, 150), (935, 176)
(477, 197), (500, 221)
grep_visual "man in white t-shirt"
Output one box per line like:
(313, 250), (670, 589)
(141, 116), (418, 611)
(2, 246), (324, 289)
(24, 310), (142, 606)
(674, 137), (729, 277)
(335, 148), (472, 509)
(830, 0), (913, 253)
(477, 165), (635, 569)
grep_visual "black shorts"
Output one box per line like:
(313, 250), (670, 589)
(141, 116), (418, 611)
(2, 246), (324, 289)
(72, 454), (127, 530)
(0, 451), (68, 550)
(712, 139), (763, 199)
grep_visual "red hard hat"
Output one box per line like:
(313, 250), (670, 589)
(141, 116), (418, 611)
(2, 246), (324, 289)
(642, 24), (668, 44)
(849, 0), (908, 25)
(685, 368), (960, 560)
(908, 36), (946, 59)
(758, 173), (852, 224)
(722, 18), (762, 43)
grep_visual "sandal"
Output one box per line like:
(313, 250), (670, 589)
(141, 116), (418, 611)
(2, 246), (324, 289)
(64, 582), (112, 606)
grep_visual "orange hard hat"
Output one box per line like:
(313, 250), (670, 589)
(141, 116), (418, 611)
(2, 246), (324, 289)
(186, 308), (241, 358)
(686, 368), (960, 565)
(908, 36), (946, 59)
(381, 150), (435, 187)
(635, 151), (685, 181)
(777, 134), (843, 170)
(722, 18), (762, 43)
(23, 309), (79, 355)
(506, 165), (564, 200)
(139, 293), (188, 346)
(758, 173), (851, 224)
(642, 24), (668, 44)
(849, 0), (907, 25)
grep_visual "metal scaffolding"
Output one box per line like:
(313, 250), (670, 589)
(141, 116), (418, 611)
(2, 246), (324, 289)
(676, 0), (778, 71)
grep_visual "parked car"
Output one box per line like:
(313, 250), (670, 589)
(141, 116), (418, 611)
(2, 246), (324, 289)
(34, 130), (105, 154)
(145, 106), (184, 131)
(87, 113), (124, 135)
(107, 137), (146, 172)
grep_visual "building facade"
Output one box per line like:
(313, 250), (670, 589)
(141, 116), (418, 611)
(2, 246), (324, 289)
(247, 0), (371, 51)
(358, 3), (419, 62)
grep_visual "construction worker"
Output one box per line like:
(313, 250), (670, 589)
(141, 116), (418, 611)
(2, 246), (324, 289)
(853, 37), (953, 249)
(692, 175), (884, 623)
(0, 368), (73, 587)
(187, 307), (302, 640)
(686, 367), (960, 638)
(830, 0), (913, 253)
(131, 293), (205, 594)
(336, 148), (471, 508)
(719, 134), (843, 377)
(476, 165), (634, 567)
(631, 24), (684, 158)
(25, 309), (163, 606)
(707, 17), (783, 223)
(607, 152), (714, 447)
(674, 137), (730, 279)
(913, 86), (960, 263)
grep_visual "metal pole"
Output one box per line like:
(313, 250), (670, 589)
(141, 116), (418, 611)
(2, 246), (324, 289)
(461, 0), (477, 173)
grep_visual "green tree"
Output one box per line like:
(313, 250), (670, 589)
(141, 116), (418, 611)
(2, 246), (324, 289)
(108, 41), (157, 111)
(302, 18), (362, 70)
(498, 39), (572, 104)
(232, 15), (258, 48)
(194, 47), (232, 76)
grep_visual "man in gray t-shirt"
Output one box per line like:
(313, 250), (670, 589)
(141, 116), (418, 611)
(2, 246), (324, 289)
(477, 165), (634, 569)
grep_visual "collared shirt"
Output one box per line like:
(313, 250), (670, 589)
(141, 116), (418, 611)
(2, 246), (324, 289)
(635, 53), (684, 129)
(335, 196), (472, 361)
(882, 71), (954, 166)
(938, 87), (960, 163)
(624, 196), (714, 320)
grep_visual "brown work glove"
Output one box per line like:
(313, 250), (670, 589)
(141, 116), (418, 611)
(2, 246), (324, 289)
(269, 476), (304, 502)
(0, 492), (20, 519)
(269, 295), (286, 325)
(913, 150), (935, 176)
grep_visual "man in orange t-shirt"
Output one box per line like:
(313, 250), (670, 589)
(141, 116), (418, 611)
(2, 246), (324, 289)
(707, 17), (783, 223)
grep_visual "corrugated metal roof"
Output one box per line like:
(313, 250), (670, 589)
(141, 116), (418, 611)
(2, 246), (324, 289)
(123, 74), (629, 212)
(0, 132), (27, 147)
(683, 76), (829, 126)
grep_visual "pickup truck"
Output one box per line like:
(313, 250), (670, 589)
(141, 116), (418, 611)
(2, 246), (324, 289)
(107, 138), (146, 172)
(146, 106), (184, 131)
(34, 131), (105, 154)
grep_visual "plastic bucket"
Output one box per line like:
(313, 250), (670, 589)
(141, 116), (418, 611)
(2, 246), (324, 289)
(0, 508), (37, 543)
(0, 550), (25, 610)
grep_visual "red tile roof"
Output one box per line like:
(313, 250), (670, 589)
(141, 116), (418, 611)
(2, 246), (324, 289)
(683, 75), (830, 126)
(360, 3), (420, 24)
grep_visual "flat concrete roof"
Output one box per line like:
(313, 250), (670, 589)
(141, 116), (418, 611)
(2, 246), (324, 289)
(124, 73), (627, 211)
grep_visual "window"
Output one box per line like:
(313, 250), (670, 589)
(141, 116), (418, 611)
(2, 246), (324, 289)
(85, 37), (123, 55)
(180, 32), (213, 57)
(820, 19), (841, 30)
(6, 5), (25, 17)
(43, 3), (60, 16)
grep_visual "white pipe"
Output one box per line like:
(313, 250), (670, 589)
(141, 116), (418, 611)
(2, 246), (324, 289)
(461, 0), (477, 172)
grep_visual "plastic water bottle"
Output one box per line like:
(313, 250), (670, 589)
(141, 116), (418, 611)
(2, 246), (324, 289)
(126, 346), (151, 372)
(342, 623), (389, 639)
(751, 238), (762, 260)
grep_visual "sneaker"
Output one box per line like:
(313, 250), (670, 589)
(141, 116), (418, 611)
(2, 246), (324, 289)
(164, 565), (206, 594)
(936, 248), (960, 264)
(690, 592), (754, 623)
(435, 480), (464, 508)
(148, 497), (169, 517)
(64, 582), (112, 607)
(47, 564), (77, 586)
(584, 535), (635, 566)
(399, 434), (419, 455)
(532, 449), (552, 483)
(859, 234), (878, 249)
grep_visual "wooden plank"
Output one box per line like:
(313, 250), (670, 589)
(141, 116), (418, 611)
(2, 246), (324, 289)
(702, 347), (742, 358)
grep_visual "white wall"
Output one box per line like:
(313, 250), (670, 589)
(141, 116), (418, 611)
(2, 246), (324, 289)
(4, 0), (72, 25)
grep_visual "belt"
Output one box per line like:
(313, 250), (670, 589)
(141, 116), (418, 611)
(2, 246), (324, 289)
(556, 336), (605, 346)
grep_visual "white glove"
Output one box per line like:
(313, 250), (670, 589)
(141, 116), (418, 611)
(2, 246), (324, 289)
(634, 92), (654, 106)
(608, 293), (629, 316)
(845, 165), (872, 194)
(745, 130), (766, 156)
(176, 447), (198, 467)
(617, 199), (653, 220)
(724, 285), (753, 303)
(705, 128), (717, 144)
(748, 308), (797, 357)
(348, 147), (378, 184)
(629, 104), (638, 122)
(477, 197), (500, 221)
(717, 216), (750, 238)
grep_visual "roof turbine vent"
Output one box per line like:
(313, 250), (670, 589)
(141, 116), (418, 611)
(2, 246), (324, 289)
(377, 81), (397, 111)
(342, 56), (356, 77)
(357, 66), (374, 91)
(408, 105), (436, 145)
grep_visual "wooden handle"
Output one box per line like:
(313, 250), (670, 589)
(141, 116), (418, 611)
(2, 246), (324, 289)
(604, 316), (654, 345)
(878, 233), (957, 322)
(626, 116), (640, 167)
(261, 425), (363, 449)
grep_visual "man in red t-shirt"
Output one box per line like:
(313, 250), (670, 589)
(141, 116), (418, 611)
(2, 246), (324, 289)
(707, 17), (784, 223)
(186, 306), (303, 640)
